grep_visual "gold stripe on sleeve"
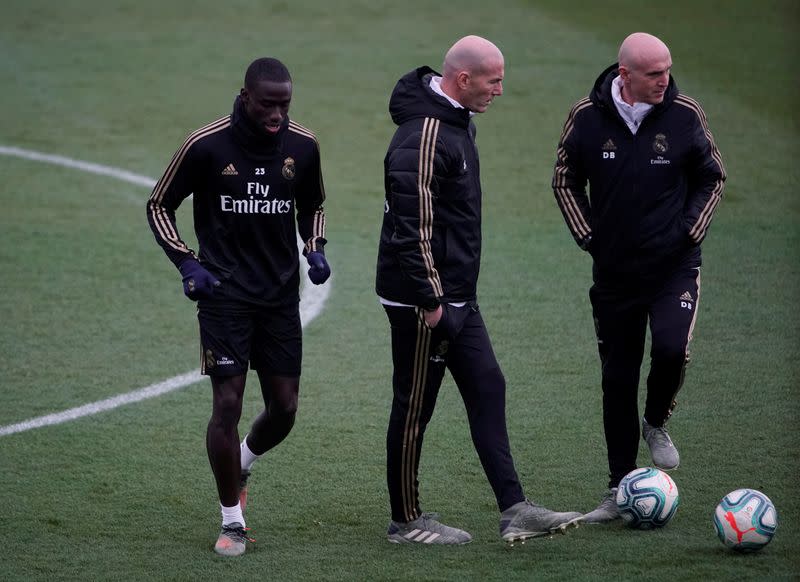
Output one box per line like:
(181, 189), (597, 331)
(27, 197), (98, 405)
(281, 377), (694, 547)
(553, 99), (593, 239)
(417, 118), (443, 298)
(675, 95), (726, 243)
(147, 116), (230, 254)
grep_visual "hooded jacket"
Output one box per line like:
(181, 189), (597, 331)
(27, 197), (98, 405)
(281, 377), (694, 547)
(552, 64), (726, 281)
(376, 66), (482, 308)
(147, 96), (326, 306)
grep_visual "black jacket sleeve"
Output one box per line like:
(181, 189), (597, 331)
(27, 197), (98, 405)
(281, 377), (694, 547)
(294, 134), (327, 256)
(552, 99), (594, 250)
(146, 135), (200, 269)
(677, 95), (726, 246)
(385, 120), (447, 308)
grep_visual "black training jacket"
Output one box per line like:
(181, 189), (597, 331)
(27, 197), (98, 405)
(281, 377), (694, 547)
(552, 64), (726, 280)
(147, 96), (326, 306)
(376, 66), (482, 308)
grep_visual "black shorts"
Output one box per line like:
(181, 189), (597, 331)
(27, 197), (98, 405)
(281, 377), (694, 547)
(196, 299), (302, 377)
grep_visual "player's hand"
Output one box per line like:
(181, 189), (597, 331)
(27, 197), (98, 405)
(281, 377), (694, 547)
(423, 305), (443, 328)
(306, 251), (331, 285)
(178, 258), (220, 301)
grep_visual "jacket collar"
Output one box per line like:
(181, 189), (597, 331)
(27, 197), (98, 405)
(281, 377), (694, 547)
(230, 95), (288, 159)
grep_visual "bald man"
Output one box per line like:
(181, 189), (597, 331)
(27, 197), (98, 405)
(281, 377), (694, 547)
(376, 35), (582, 544)
(552, 32), (726, 523)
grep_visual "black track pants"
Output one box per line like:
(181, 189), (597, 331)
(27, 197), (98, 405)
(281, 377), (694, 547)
(384, 303), (525, 523)
(590, 267), (701, 488)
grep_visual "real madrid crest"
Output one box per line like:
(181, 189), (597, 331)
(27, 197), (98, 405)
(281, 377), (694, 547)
(652, 133), (669, 154)
(205, 349), (216, 370)
(282, 157), (296, 180)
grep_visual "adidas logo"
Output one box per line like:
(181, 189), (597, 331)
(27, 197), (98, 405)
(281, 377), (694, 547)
(221, 163), (238, 176)
(679, 291), (693, 302)
(602, 139), (617, 151)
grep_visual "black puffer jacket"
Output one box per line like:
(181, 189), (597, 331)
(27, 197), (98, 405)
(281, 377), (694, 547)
(376, 66), (482, 308)
(553, 64), (726, 281)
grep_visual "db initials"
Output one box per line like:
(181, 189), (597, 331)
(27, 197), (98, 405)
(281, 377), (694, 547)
(680, 301), (693, 310)
(603, 152), (615, 159)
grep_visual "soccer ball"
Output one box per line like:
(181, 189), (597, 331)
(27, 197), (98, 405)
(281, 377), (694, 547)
(713, 489), (778, 551)
(616, 467), (680, 528)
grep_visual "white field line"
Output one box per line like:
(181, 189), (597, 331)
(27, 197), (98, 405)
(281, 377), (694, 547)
(0, 145), (330, 437)
(0, 145), (157, 189)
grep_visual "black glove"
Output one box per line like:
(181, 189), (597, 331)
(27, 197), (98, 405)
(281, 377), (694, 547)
(306, 251), (331, 285)
(178, 258), (220, 300)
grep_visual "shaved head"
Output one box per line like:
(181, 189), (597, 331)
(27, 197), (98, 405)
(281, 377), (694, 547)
(443, 35), (503, 78)
(616, 32), (672, 105)
(440, 35), (505, 113)
(618, 32), (671, 71)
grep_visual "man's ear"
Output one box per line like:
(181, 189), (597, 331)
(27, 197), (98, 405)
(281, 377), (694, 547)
(456, 71), (471, 90)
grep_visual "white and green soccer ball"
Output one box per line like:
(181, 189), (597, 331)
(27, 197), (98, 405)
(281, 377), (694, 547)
(616, 467), (680, 528)
(713, 488), (778, 552)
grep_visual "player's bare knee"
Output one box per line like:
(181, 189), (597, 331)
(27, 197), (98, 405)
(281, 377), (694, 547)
(270, 377), (299, 416)
(278, 399), (298, 417)
(212, 391), (244, 424)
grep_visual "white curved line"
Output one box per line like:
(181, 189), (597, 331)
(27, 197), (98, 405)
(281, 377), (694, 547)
(0, 372), (202, 436)
(0, 145), (157, 188)
(0, 146), (330, 436)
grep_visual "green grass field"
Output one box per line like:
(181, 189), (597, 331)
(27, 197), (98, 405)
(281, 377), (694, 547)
(1, 1), (798, 580)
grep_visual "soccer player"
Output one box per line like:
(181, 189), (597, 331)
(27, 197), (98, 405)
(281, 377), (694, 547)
(376, 35), (582, 544)
(552, 32), (725, 523)
(146, 57), (330, 555)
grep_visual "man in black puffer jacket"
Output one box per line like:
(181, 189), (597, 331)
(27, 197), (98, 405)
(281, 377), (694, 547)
(552, 32), (726, 523)
(377, 35), (582, 545)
